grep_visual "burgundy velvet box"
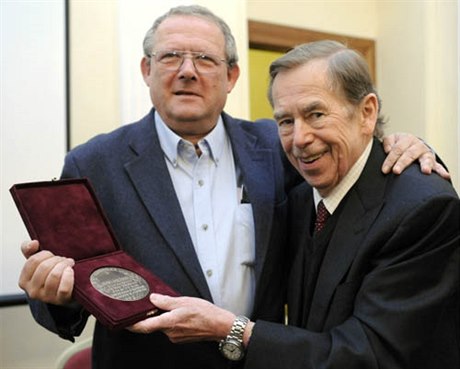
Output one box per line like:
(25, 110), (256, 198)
(10, 178), (179, 330)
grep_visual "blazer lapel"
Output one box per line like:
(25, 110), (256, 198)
(123, 113), (212, 300)
(307, 140), (388, 330)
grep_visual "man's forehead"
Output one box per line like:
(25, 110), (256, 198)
(157, 15), (220, 34)
(272, 61), (329, 94)
(154, 15), (224, 49)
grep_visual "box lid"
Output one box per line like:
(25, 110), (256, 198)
(10, 178), (119, 260)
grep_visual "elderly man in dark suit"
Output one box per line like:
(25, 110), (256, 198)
(134, 40), (459, 369)
(18, 5), (448, 369)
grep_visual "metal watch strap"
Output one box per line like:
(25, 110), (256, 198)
(219, 315), (249, 360)
(227, 315), (249, 343)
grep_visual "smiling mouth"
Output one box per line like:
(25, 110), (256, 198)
(300, 152), (324, 164)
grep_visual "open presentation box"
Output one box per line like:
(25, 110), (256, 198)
(10, 178), (178, 329)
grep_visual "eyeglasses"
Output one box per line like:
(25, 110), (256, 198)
(149, 50), (228, 74)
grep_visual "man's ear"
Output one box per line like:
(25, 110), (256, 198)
(226, 64), (240, 94)
(360, 93), (378, 134)
(140, 57), (151, 86)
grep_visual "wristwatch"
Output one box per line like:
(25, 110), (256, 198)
(219, 315), (249, 361)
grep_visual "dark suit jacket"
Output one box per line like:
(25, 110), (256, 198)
(245, 139), (460, 369)
(29, 110), (295, 369)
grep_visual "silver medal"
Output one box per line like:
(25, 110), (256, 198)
(90, 267), (150, 301)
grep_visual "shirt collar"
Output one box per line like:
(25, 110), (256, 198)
(314, 139), (373, 214)
(154, 111), (226, 167)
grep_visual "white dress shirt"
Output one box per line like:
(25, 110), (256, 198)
(155, 112), (255, 316)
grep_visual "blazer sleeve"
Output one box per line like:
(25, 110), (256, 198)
(244, 193), (460, 369)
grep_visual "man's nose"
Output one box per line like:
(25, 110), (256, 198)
(293, 121), (314, 147)
(178, 57), (198, 78)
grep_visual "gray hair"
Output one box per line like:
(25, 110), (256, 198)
(142, 5), (238, 67)
(268, 40), (385, 138)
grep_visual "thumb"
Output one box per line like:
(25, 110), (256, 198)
(21, 240), (40, 258)
(150, 293), (176, 311)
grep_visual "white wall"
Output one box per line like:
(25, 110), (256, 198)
(1, 2), (77, 368)
(247, 0), (377, 37)
(377, 1), (458, 189)
(1, 1), (67, 297)
(69, 0), (120, 147)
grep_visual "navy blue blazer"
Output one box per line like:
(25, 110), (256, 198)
(245, 139), (460, 369)
(29, 110), (295, 369)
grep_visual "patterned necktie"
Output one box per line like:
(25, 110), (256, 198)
(314, 200), (330, 233)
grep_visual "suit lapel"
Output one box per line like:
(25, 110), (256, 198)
(307, 140), (388, 330)
(287, 184), (315, 326)
(123, 112), (212, 300)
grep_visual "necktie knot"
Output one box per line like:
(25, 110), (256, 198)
(314, 200), (330, 233)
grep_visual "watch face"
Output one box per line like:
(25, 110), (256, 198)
(221, 340), (244, 361)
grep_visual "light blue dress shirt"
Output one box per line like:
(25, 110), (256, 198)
(155, 112), (255, 316)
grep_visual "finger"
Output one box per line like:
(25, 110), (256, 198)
(18, 250), (55, 290)
(417, 152), (437, 175)
(387, 140), (432, 175)
(381, 146), (404, 174)
(49, 262), (75, 304)
(21, 240), (40, 258)
(432, 162), (451, 180)
(58, 266), (75, 296)
(128, 312), (171, 334)
(129, 316), (159, 333)
(22, 254), (69, 301)
(127, 321), (151, 334)
(382, 133), (399, 153)
(30, 255), (65, 288)
(150, 293), (180, 311)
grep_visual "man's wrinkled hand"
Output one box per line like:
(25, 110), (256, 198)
(128, 294), (235, 343)
(382, 133), (450, 179)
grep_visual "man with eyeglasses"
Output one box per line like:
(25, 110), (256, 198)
(18, 5), (448, 369)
